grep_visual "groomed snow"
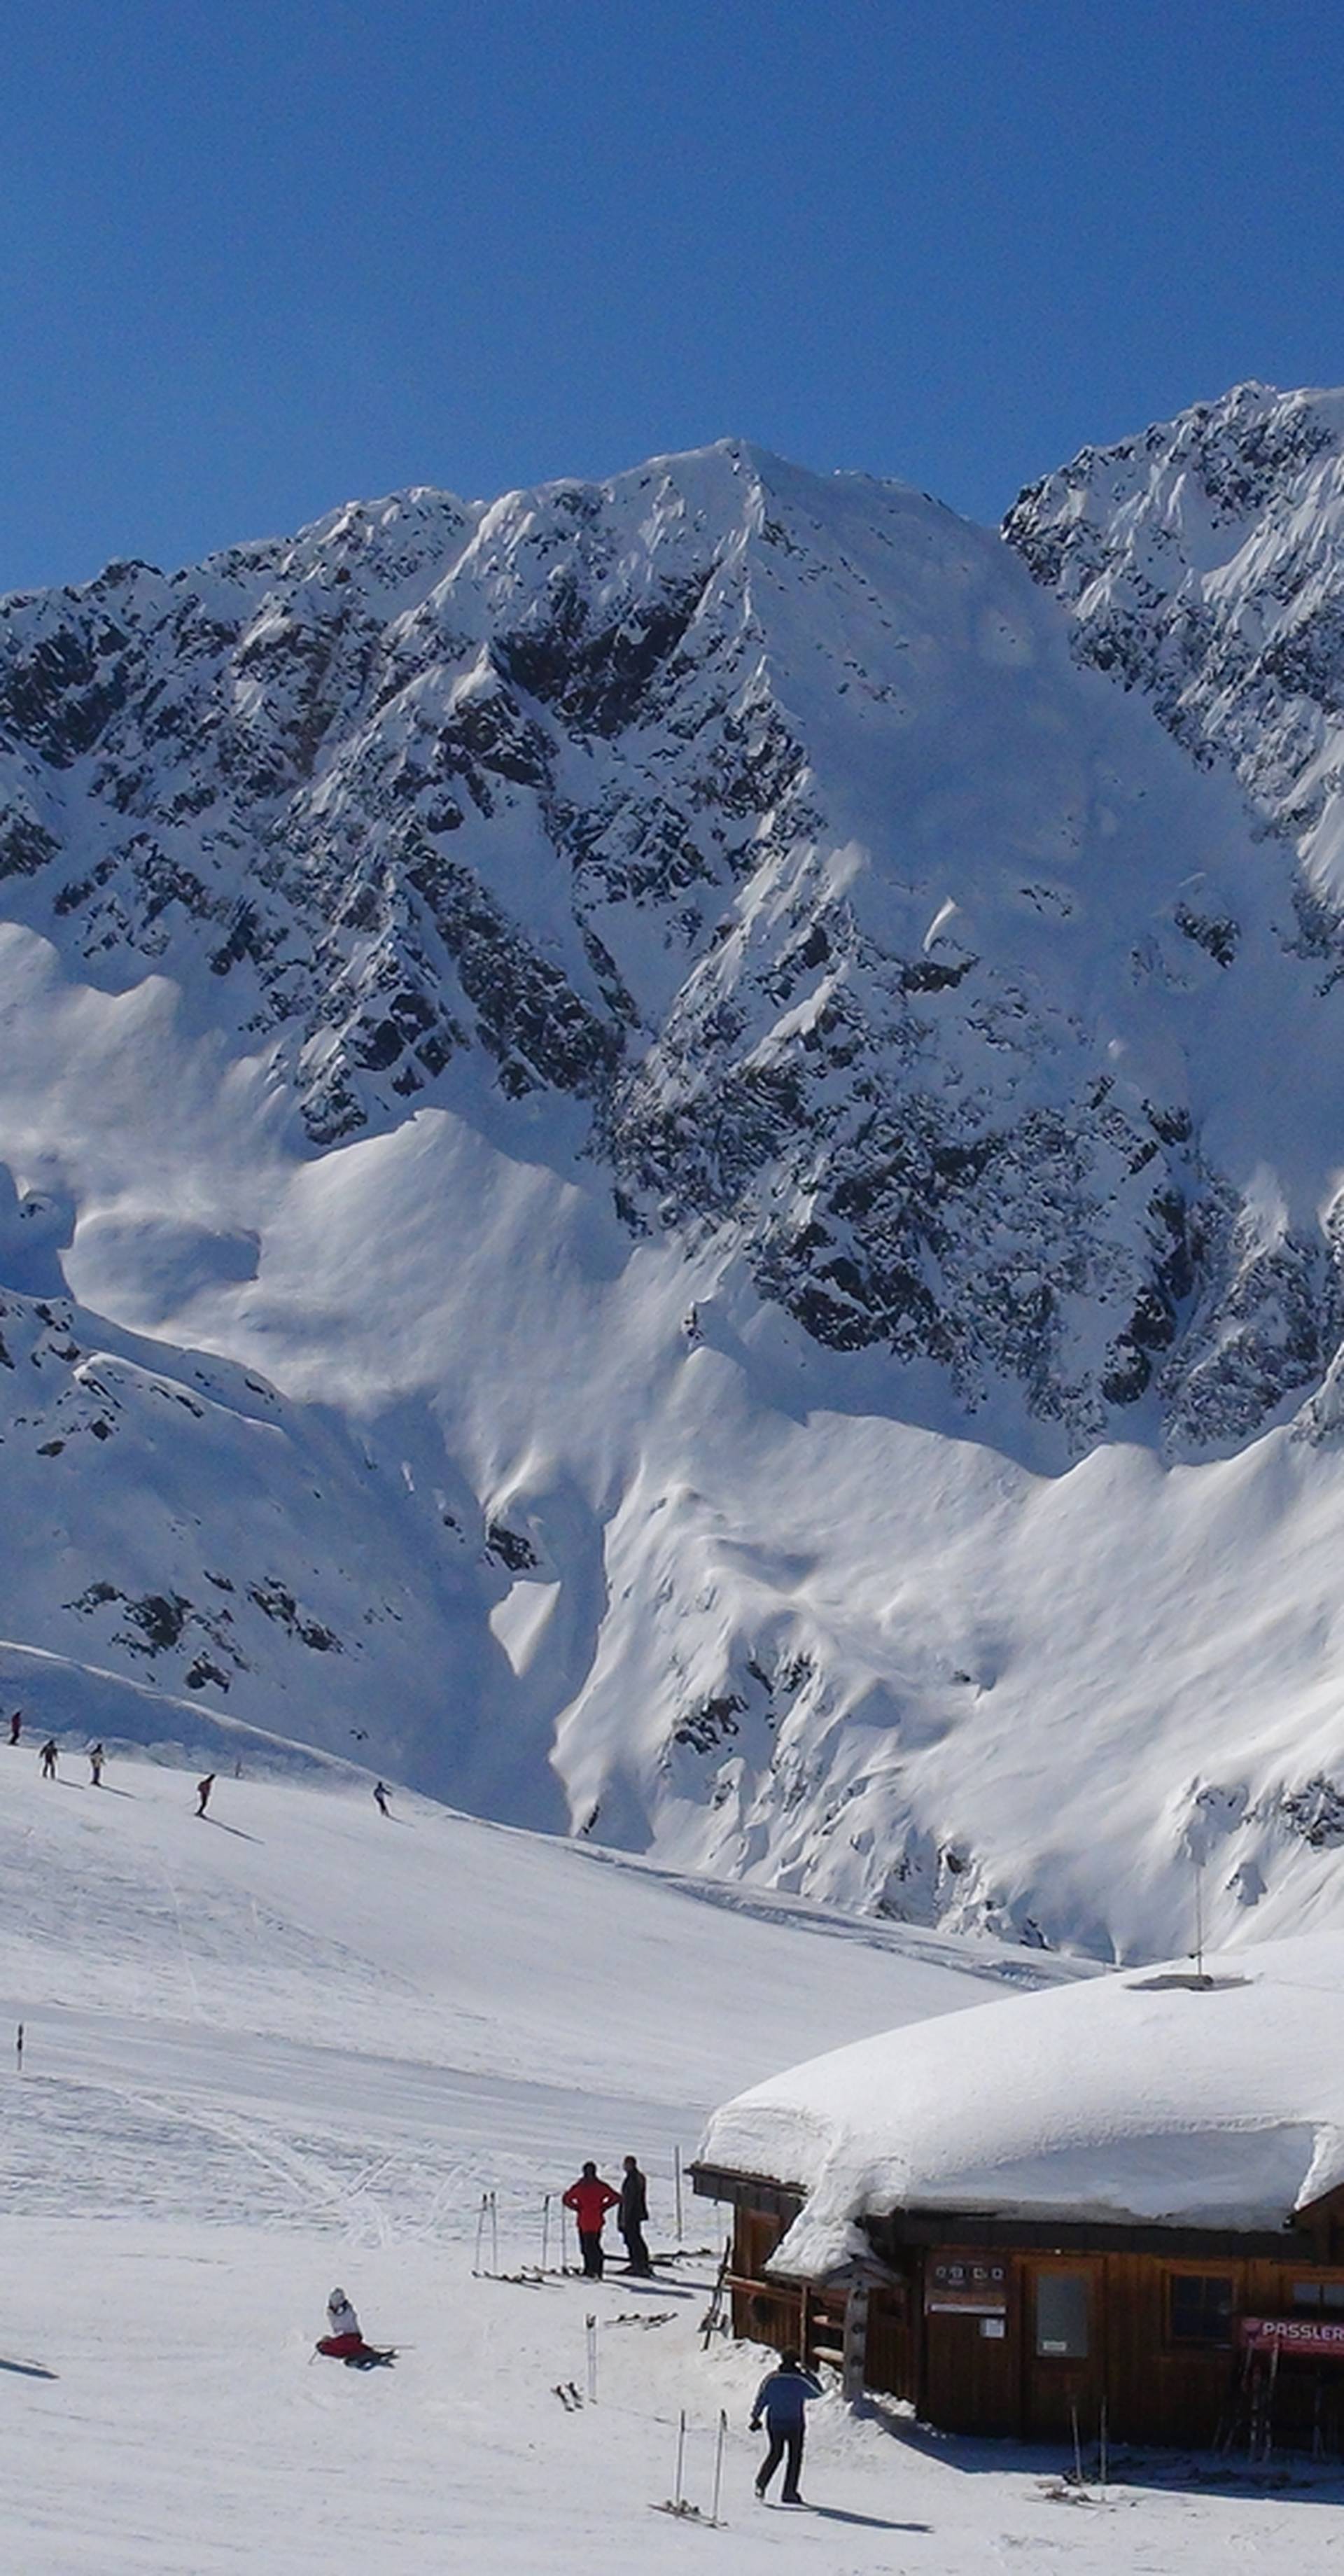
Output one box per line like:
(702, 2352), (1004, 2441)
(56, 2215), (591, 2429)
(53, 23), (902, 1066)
(2, 1746), (1341, 2570)
(699, 1934), (1344, 2278)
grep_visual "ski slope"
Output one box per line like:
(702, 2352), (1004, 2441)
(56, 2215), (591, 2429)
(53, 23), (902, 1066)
(2, 1745), (1341, 2571)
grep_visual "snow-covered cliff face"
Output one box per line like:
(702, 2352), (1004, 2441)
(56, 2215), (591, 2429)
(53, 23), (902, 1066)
(4, 441), (1336, 1454)
(1003, 379), (1344, 914)
(7, 426), (1344, 1960)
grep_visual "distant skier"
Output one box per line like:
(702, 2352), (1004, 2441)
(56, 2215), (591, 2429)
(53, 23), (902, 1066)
(750, 2350), (822, 2505)
(88, 1743), (105, 1786)
(195, 1773), (214, 1816)
(562, 2162), (620, 2278)
(38, 1739), (57, 1781)
(618, 2154), (652, 2276)
(373, 1781), (391, 1817)
(8, 1709), (21, 1746)
(316, 2286), (395, 2369)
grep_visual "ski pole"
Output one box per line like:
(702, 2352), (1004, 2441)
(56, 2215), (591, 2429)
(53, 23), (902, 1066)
(541, 2191), (550, 2272)
(711, 2409), (726, 2525)
(1070, 2400), (1083, 2487)
(586, 2314), (598, 2404)
(674, 2145), (684, 2244)
(490, 2188), (498, 2276)
(673, 2408), (686, 2511)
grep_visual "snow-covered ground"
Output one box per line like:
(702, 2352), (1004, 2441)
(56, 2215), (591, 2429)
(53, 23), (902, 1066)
(3, 1743), (1342, 2571)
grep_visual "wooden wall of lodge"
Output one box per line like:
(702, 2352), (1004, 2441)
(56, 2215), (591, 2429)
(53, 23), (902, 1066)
(727, 2199), (1344, 2451)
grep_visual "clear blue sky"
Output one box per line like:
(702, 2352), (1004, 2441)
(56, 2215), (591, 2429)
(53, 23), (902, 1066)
(4, 0), (1344, 590)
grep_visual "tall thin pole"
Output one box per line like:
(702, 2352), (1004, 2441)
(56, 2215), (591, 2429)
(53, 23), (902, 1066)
(673, 2408), (686, 2510)
(1194, 1855), (1205, 1981)
(710, 2409), (727, 2525)
(674, 2145), (684, 2244)
(490, 2189), (499, 2275)
(541, 2191), (550, 2273)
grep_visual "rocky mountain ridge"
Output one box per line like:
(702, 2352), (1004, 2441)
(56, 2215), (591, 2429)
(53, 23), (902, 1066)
(5, 401), (1344, 1957)
(1003, 379), (1344, 915)
(3, 435), (1337, 1457)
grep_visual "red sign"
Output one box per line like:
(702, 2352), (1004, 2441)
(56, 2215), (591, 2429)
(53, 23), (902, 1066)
(1238, 2316), (1344, 2359)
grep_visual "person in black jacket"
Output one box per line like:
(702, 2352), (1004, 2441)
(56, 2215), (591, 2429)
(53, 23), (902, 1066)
(617, 2153), (652, 2276)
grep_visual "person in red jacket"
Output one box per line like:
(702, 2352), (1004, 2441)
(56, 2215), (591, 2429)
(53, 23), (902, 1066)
(562, 2162), (620, 2278)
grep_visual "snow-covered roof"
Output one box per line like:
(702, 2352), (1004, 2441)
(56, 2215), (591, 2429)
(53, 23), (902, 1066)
(697, 1933), (1344, 2278)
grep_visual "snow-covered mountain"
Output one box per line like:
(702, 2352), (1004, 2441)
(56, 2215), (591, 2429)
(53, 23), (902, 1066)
(1004, 380), (1344, 913)
(8, 412), (1344, 1960)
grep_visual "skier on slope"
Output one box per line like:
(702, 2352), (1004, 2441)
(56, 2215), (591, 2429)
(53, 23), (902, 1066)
(562, 2162), (620, 2278)
(195, 1774), (214, 1816)
(38, 1738), (57, 1780)
(617, 2153), (652, 2276)
(88, 1744), (105, 1786)
(750, 2349), (823, 2505)
(373, 1781), (391, 1817)
(316, 2286), (395, 2369)
(8, 1709), (20, 1746)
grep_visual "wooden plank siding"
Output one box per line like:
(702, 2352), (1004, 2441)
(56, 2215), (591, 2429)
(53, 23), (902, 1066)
(913, 2247), (1344, 2448)
(701, 2174), (1344, 2449)
(728, 2203), (804, 2352)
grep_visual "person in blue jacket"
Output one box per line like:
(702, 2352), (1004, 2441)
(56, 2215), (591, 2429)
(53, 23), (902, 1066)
(749, 2348), (823, 2504)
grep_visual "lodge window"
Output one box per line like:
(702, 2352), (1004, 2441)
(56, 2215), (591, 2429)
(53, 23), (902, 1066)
(1035, 2272), (1089, 2359)
(1292, 2280), (1344, 2310)
(1167, 2273), (1234, 2345)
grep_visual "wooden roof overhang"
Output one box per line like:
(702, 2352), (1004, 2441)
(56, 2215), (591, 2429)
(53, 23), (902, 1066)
(691, 2160), (804, 2220)
(693, 2158), (1341, 2266)
(869, 2207), (1308, 2261)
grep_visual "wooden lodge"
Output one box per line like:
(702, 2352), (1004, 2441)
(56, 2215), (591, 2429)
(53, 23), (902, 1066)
(692, 1941), (1344, 2456)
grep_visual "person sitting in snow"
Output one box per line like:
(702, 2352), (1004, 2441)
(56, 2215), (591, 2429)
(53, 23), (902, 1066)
(316, 2286), (395, 2369)
(561, 2162), (620, 2278)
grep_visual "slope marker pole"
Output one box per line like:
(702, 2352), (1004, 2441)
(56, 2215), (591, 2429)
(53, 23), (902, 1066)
(710, 2408), (727, 2524)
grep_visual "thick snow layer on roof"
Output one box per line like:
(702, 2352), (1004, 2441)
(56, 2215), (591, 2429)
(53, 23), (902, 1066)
(697, 1933), (1344, 2276)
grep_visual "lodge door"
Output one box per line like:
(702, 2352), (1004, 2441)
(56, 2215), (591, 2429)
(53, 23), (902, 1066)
(921, 2252), (1019, 2435)
(1024, 2260), (1106, 2443)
